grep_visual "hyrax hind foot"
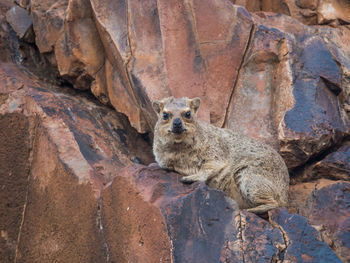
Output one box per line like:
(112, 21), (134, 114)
(246, 202), (279, 214)
(236, 169), (287, 214)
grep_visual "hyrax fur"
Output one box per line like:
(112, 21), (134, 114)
(152, 97), (289, 214)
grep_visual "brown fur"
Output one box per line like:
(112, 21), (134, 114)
(152, 97), (289, 213)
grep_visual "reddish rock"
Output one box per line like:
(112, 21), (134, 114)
(0, 51), (345, 260)
(233, 0), (316, 24)
(317, 26), (350, 116)
(317, 0), (350, 25)
(269, 208), (342, 263)
(90, 63), (109, 105)
(1, 0), (350, 261)
(157, 1), (254, 127)
(0, 62), (153, 261)
(102, 164), (284, 262)
(249, 12), (350, 168)
(96, 0), (350, 170)
(90, 0), (149, 132)
(26, 1), (350, 170)
(54, 0), (105, 90)
(102, 164), (341, 262)
(0, 112), (30, 262)
(288, 179), (339, 214)
(104, 58), (147, 133)
(301, 182), (350, 262)
(89, 0), (255, 132)
(307, 144), (350, 181)
(101, 164), (243, 263)
(239, 211), (285, 262)
(30, 0), (68, 53)
(232, 0), (350, 26)
(225, 22), (294, 149)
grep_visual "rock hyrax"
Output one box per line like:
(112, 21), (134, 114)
(152, 97), (289, 213)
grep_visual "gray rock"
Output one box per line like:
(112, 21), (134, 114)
(6, 6), (32, 40)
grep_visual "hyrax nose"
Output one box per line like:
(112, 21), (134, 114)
(173, 118), (182, 128)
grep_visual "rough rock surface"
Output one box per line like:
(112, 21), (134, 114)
(232, 0), (350, 26)
(310, 144), (350, 181)
(5, 6), (33, 40)
(18, 0), (350, 172)
(0, 62), (153, 261)
(269, 208), (342, 263)
(301, 182), (350, 262)
(1, 0), (350, 262)
(101, 164), (341, 263)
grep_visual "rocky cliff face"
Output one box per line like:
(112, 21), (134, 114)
(0, 0), (349, 262)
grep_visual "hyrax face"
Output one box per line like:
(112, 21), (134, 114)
(152, 97), (201, 143)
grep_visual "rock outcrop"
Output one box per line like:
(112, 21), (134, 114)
(101, 164), (342, 263)
(13, 0), (349, 171)
(1, 0), (349, 262)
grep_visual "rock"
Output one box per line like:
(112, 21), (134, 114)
(251, 13), (350, 169)
(101, 164), (242, 262)
(233, 0), (316, 24)
(301, 182), (350, 262)
(0, 1), (20, 63)
(5, 5), (33, 41)
(238, 211), (285, 262)
(101, 164), (241, 262)
(155, 0), (253, 127)
(92, 0), (350, 169)
(225, 22), (294, 149)
(317, 0), (350, 25)
(54, 0), (105, 90)
(1, 0), (350, 260)
(0, 58), (345, 260)
(288, 179), (338, 213)
(102, 164), (341, 262)
(308, 144), (350, 181)
(317, 26), (350, 117)
(25, 0), (350, 166)
(90, 64), (109, 105)
(269, 208), (342, 263)
(89, 0), (256, 133)
(0, 112), (30, 263)
(90, 0), (150, 132)
(31, 0), (68, 53)
(0, 63), (154, 188)
(104, 58), (147, 133)
(0, 62), (153, 261)
(232, 0), (350, 26)
(225, 11), (349, 167)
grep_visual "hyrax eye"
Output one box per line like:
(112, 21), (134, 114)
(185, 111), (191, 119)
(162, 112), (169, 120)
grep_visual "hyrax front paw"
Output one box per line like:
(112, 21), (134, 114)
(180, 176), (195, 184)
(180, 173), (207, 184)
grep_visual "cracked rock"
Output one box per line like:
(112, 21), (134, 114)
(301, 182), (350, 262)
(269, 208), (342, 263)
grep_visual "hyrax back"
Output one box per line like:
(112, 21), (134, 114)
(152, 97), (289, 214)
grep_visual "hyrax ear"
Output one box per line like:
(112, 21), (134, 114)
(189, 97), (201, 113)
(152, 100), (164, 114)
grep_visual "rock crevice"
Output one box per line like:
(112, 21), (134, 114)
(222, 23), (256, 129)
